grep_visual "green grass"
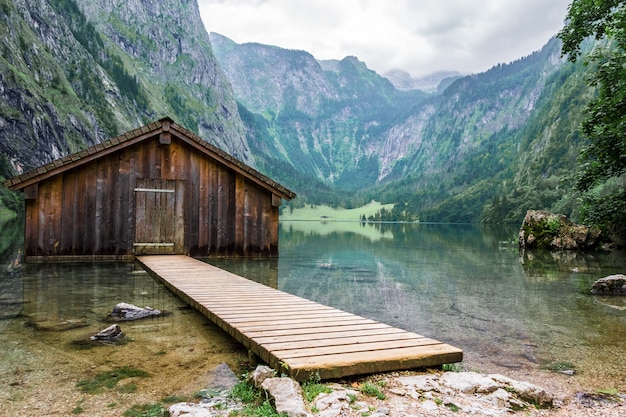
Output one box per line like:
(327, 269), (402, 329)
(280, 200), (394, 222)
(123, 403), (164, 417)
(540, 360), (575, 372)
(442, 363), (463, 372)
(302, 373), (332, 402)
(76, 366), (150, 394)
(229, 380), (288, 417)
(360, 382), (386, 400)
(230, 380), (261, 403)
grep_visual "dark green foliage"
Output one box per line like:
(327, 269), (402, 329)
(557, 0), (626, 237)
(48, 0), (149, 121)
(0, 154), (23, 216)
(123, 403), (164, 417)
(163, 83), (198, 133)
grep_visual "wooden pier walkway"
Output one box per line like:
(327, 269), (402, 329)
(137, 255), (462, 381)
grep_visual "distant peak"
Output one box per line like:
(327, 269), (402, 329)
(384, 69), (463, 92)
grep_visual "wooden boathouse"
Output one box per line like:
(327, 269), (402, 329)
(3, 117), (295, 260)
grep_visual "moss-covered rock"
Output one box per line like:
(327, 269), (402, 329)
(519, 210), (601, 250)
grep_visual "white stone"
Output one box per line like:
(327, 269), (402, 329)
(397, 375), (440, 392)
(488, 388), (513, 408)
(420, 399), (440, 412)
(249, 365), (275, 388)
(439, 372), (500, 394)
(261, 377), (311, 417)
(169, 402), (215, 417)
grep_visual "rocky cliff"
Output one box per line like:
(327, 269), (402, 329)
(0, 0), (251, 176)
(211, 33), (565, 192)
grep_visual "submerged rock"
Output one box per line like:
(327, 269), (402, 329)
(170, 363), (243, 417)
(591, 274), (626, 295)
(107, 302), (162, 321)
(205, 362), (240, 393)
(90, 324), (125, 344)
(29, 318), (90, 331)
(519, 210), (601, 250)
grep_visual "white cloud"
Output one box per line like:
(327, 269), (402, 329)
(197, 0), (571, 78)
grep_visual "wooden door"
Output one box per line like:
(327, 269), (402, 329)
(133, 179), (185, 255)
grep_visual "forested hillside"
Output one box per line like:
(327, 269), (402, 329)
(0, 0), (251, 176)
(1, 0), (620, 233)
(213, 34), (594, 224)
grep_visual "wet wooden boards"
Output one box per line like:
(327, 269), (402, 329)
(137, 255), (463, 381)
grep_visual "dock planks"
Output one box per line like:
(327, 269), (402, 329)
(137, 255), (462, 380)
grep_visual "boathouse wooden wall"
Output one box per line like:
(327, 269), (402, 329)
(12, 121), (293, 259)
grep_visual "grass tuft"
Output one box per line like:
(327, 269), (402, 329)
(76, 366), (150, 394)
(360, 382), (386, 400)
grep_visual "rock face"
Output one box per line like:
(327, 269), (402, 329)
(519, 210), (602, 250)
(0, 0), (252, 179)
(591, 274), (626, 295)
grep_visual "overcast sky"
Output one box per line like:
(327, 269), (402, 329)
(197, 0), (572, 78)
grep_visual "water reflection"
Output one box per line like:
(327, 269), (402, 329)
(1, 217), (625, 401)
(0, 217), (247, 416)
(261, 222), (626, 389)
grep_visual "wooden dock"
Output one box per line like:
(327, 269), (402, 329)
(137, 255), (462, 381)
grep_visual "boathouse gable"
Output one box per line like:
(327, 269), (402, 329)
(4, 117), (296, 260)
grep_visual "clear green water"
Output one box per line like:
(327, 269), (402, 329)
(1, 218), (625, 410)
(214, 221), (626, 390)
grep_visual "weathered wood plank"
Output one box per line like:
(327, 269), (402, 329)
(60, 171), (75, 254)
(208, 161), (218, 254)
(137, 255), (463, 381)
(198, 160), (209, 253)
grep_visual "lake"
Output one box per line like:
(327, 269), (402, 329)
(215, 221), (626, 391)
(1, 218), (625, 413)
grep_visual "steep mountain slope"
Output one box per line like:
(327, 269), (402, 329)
(0, 0), (251, 177)
(0, 0), (594, 224)
(212, 33), (578, 221)
(210, 32), (428, 189)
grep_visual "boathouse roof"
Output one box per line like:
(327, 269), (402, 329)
(3, 117), (296, 201)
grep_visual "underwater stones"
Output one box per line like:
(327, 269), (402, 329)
(29, 318), (90, 331)
(90, 324), (125, 344)
(107, 302), (162, 321)
(591, 274), (626, 295)
(205, 362), (239, 393)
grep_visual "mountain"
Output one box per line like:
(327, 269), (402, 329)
(210, 32), (429, 192)
(0, 0), (251, 175)
(0, 0), (595, 225)
(383, 69), (462, 93)
(211, 33), (586, 222)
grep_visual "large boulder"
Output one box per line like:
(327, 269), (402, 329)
(591, 274), (626, 295)
(519, 210), (601, 250)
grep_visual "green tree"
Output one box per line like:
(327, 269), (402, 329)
(558, 0), (626, 235)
